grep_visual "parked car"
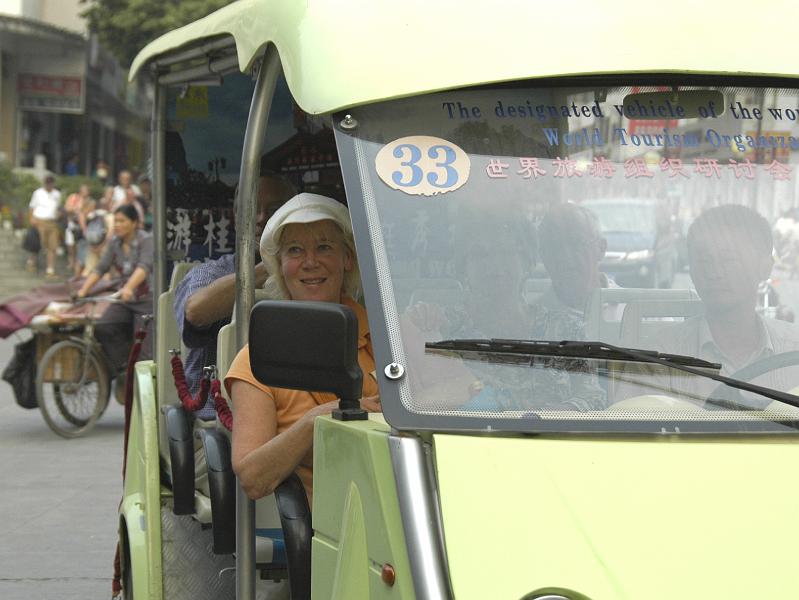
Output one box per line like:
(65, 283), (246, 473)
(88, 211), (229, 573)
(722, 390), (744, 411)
(583, 197), (678, 288)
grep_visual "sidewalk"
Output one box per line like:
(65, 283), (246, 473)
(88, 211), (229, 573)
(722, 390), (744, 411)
(0, 226), (72, 302)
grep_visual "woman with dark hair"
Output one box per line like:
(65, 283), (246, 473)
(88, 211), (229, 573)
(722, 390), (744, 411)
(77, 204), (154, 379)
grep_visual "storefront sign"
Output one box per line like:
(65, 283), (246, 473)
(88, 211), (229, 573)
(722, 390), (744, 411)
(17, 73), (84, 114)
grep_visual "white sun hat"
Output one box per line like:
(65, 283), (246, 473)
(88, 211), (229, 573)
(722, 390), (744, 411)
(260, 193), (352, 257)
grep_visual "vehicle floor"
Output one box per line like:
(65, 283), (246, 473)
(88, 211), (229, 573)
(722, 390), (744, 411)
(161, 505), (289, 600)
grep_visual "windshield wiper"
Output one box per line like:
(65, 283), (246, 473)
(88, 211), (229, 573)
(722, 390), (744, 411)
(425, 338), (799, 410)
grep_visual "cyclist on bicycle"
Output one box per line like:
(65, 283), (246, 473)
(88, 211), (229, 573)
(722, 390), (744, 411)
(75, 204), (154, 376)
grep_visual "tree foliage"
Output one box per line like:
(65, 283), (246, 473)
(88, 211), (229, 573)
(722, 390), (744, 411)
(0, 161), (105, 226)
(0, 161), (42, 224)
(81, 0), (236, 67)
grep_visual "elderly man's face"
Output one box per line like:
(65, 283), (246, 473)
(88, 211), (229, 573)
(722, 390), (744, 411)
(689, 230), (771, 311)
(541, 227), (606, 309)
(255, 177), (290, 239)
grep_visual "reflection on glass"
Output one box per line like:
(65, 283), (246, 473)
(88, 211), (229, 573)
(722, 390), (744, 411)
(351, 84), (799, 429)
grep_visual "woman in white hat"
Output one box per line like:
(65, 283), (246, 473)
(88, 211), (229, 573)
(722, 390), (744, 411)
(224, 193), (380, 505)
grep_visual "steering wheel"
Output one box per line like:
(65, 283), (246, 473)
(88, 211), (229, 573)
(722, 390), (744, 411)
(707, 350), (799, 409)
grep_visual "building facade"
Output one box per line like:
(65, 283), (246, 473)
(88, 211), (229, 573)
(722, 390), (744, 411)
(0, 0), (150, 178)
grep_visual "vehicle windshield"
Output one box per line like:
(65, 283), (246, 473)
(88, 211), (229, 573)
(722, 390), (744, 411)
(339, 82), (799, 432)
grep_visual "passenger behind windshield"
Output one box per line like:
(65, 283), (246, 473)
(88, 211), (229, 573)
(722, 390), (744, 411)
(532, 202), (616, 338)
(406, 216), (531, 340)
(526, 202), (613, 411)
(619, 204), (799, 408)
(404, 204), (609, 412)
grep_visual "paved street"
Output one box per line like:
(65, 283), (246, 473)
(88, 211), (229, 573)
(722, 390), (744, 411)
(0, 331), (126, 600)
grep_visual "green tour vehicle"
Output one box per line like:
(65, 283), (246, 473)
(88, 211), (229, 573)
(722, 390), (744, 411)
(119, 0), (799, 598)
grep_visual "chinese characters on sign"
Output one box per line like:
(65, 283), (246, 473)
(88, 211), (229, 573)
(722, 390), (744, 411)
(485, 157), (793, 181)
(166, 208), (234, 258)
(17, 74), (84, 113)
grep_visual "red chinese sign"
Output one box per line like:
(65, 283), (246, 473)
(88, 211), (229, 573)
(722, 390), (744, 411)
(17, 74), (84, 114)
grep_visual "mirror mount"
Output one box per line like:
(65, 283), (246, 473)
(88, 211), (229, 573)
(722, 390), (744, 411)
(333, 401), (368, 421)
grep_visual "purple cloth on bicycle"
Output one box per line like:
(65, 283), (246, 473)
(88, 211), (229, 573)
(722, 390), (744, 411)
(174, 254), (235, 420)
(0, 279), (120, 338)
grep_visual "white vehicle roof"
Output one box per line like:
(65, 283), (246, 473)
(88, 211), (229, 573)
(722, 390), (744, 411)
(131, 0), (799, 115)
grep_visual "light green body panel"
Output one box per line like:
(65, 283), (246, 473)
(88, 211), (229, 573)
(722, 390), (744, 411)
(434, 434), (799, 600)
(312, 414), (413, 599)
(120, 361), (164, 600)
(131, 0), (799, 113)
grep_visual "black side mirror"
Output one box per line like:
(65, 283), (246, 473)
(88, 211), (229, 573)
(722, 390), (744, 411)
(249, 300), (367, 421)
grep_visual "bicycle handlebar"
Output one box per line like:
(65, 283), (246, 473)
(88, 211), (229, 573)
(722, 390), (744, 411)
(70, 292), (125, 305)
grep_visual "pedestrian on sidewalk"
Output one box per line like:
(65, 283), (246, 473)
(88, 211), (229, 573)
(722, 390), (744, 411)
(82, 188), (113, 276)
(64, 184), (91, 272)
(27, 175), (62, 279)
(111, 170), (141, 210)
(73, 185), (97, 278)
(94, 159), (110, 185)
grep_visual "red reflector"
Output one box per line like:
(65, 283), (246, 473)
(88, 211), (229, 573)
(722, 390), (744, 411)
(381, 563), (396, 586)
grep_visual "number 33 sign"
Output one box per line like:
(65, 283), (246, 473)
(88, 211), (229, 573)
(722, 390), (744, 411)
(375, 136), (470, 196)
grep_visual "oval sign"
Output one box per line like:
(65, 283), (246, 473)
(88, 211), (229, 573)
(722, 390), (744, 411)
(375, 136), (470, 196)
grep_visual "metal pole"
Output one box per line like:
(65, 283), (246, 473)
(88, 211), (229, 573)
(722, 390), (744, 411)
(235, 45), (282, 600)
(151, 73), (167, 328)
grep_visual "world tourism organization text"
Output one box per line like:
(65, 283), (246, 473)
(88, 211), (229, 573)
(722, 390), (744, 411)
(543, 127), (799, 151)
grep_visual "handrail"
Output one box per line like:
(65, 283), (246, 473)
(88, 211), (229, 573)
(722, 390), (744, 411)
(234, 44), (282, 600)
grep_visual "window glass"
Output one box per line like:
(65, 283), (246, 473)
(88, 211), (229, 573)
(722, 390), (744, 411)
(346, 83), (799, 430)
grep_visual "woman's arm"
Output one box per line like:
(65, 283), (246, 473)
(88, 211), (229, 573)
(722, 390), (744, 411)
(230, 379), (338, 500)
(79, 241), (114, 296)
(120, 266), (148, 302)
(77, 271), (101, 297)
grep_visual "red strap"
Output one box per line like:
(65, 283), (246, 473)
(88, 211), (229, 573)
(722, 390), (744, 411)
(210, 379), (233, 431)
(170, 353), (207, 412)
(111, 545), (121, 596)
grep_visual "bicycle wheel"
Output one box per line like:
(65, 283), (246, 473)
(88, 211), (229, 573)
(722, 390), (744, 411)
(36, 340), (110, 438)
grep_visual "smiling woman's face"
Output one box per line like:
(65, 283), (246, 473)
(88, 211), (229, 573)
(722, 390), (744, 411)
(279, 220), (352, 303)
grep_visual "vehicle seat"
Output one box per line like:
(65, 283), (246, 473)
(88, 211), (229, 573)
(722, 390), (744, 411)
(153, 261), (220, 523)
(156, 261), (198, 470)
(523, 277), (551, 306)
(215, 289), (272, 399)
(619, 299), (704, 351)
(156, 261), (199, 411)
(607, 297), (704, 402)
(585, 287), (699, 346)
(208, 289), (288, 569)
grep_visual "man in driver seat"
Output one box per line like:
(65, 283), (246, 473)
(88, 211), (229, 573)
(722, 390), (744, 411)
(623, 204), (799, 408)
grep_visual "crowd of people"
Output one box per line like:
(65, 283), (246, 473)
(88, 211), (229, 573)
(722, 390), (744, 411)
(26, 169), (152, 280)
(25, 168), (155, 399)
